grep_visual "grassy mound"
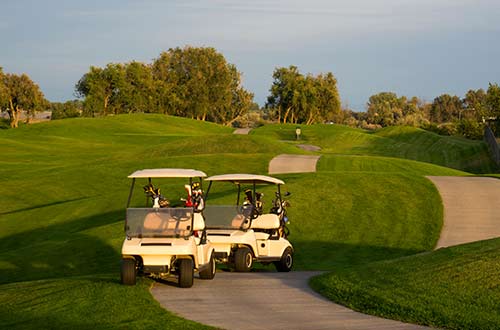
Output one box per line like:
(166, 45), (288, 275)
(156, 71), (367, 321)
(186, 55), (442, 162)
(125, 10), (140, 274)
(310, 238), (500, 330)
(252, 124), (496, 173)
(282, 172), (444, 269)
(318, 154), (466, 176)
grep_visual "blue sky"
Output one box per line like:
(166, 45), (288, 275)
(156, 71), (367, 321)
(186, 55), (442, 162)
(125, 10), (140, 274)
(1, 0), (499, 111)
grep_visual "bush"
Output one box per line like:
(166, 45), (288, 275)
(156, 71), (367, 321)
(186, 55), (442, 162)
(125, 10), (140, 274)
(231, 110), (268, 128)
(0, 116), (9, 129)
(421, 122), (456, 136)
(396, 113), (430, 127)
(50, 101), (82, 120)
(360, 120), (382, 130)
(455, 119), (484, 140)
(422, 120), (484, 140)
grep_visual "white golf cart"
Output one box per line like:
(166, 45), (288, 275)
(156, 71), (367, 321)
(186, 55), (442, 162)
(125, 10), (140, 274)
(203, 174), (293, 272)
(121, 168), (216, 287)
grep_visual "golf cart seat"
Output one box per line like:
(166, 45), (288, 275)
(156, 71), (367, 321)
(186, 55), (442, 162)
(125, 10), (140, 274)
(231, 214), (249, 228)
(143, 211), (196, 236)
(143, 212), (169, 231)
(251, 214), (280, 230)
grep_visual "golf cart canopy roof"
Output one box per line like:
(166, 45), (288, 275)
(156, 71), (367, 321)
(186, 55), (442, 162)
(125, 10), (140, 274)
(128, 168), (207, 179)
(205, 174), (284, 185)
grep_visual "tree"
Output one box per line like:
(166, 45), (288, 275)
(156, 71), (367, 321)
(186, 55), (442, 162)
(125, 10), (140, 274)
(2, 72), (46, 128)
(486, 83), (500, 118)
(266, 66), (341, 124)
(0, 68), (8, 112)
(266, 66), (303, 123)
(463, 89), (486, 120)
(314, 72), (341, 123)
(75, 64), (126, 116)
(152, 46), (253, 125)
(122, 61), (158, 113)
(366, 92), (404, 126)
(485, 83), (500, 134)
(429, 94), (462, 123)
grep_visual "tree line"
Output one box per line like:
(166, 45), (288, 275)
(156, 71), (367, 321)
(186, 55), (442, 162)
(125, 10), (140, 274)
(1, 47), (341, 128)
(1, 45), (499, 140)
(335, 85), (500, 139)
(74, 47), (254, 126)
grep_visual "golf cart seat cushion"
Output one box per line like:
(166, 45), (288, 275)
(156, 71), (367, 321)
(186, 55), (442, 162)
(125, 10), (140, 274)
(251, 214), (280, 230)
(231, 214), (246, 228)
(143, 212), (169, 232)
(143, 212), (192, 236)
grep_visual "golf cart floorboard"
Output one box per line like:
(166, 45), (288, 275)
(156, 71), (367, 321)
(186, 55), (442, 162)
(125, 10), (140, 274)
(256, 257), (281, 262)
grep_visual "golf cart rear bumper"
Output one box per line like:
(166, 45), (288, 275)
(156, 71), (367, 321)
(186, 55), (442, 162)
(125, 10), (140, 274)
(143, 265), (169, 273)
(122, 238), (193, 266)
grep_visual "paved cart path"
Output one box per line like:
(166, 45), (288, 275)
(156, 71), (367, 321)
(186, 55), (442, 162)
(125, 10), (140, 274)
(428, 176), (500, 248)
(233, 128), (252, 135)
(152, 272), (429, 330)
(268, 154), (321, 174)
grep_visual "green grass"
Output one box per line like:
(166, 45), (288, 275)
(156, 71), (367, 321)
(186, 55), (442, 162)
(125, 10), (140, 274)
(252, 124), (496, 173)
(1, 276), (211, 330)
(0, 114), (491, 329)
(317, 154), (467, 176)
(282, 172), (445, 269)
(310, 238), (500, 330)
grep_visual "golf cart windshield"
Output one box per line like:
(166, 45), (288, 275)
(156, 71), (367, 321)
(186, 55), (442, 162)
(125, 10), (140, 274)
(203, 205), (254, 230)
(126, 208), (194, 238)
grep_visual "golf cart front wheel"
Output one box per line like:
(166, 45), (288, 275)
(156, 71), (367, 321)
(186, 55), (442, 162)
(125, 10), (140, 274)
(178, 258), (194, 288)
(199, 253), (216, 280)
(234, 247), (253, 272)
(274, 248), (293, 272)
(121, 258), (137, 285)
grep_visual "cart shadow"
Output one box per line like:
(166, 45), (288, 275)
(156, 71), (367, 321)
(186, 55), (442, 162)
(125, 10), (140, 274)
(0, 210), (124, 285)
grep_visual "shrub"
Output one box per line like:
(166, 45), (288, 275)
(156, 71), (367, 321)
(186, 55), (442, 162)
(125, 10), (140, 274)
(455, 119), (484, 140)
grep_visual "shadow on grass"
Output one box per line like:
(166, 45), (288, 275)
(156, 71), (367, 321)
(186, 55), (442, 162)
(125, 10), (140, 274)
(0, 197), (92, 216)
(0, 117), (9, 129)
(291, 240), (424, 271)
(0, 210), (124, 284)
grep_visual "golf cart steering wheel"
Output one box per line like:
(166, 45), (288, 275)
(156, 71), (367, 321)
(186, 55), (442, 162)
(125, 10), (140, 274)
(240, 204), (257, 229)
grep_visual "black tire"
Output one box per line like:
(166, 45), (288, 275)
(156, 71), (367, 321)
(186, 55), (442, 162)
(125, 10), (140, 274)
(274, 248), (293, 272)
(199, 252), (216, 280)
(121, 258), (137, 285)
(178, 258), (194, 288)
(234, 247), (253, 272)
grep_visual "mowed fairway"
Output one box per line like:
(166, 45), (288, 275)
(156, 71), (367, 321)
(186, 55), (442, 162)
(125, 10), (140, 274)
(0, 114), (492, 329)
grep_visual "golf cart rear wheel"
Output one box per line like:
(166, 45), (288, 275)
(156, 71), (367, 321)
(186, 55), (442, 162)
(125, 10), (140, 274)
(178, 258), (194, 288)
(199, 253), (216, 280)
(234, 247), (253, 272)
(274, 248), (293, 272)
(121, 258), (137, 285)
